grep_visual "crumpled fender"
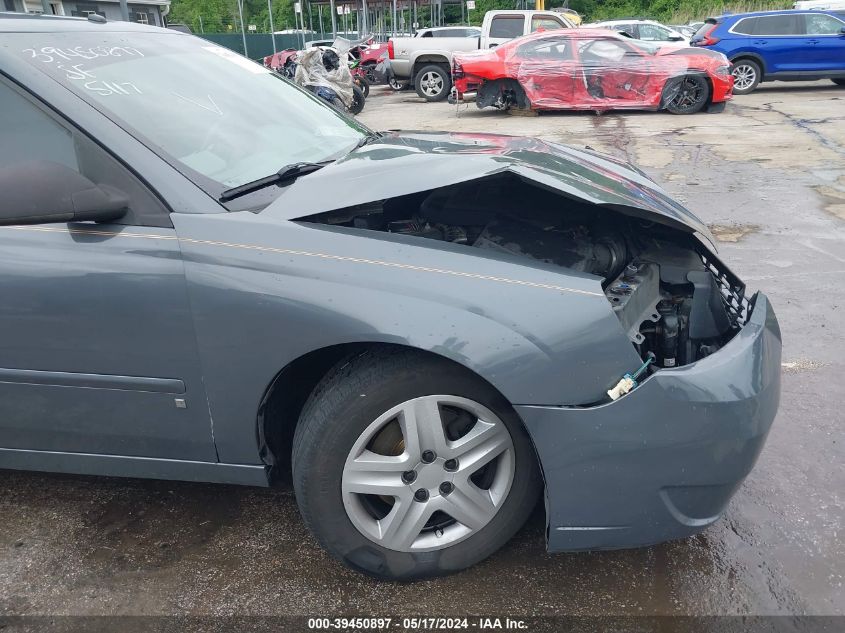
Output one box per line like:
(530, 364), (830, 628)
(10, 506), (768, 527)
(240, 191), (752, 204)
(172, 211), (642, 464)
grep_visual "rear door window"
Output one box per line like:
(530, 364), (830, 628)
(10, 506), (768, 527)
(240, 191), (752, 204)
(752, 14), (804, 35)
(490, 16), (525, 38)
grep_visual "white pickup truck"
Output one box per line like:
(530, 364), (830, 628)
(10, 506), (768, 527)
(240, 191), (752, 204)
(388, 10), (575, 101)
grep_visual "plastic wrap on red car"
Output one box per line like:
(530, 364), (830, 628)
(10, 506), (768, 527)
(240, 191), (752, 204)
(453, 31), (732, 113)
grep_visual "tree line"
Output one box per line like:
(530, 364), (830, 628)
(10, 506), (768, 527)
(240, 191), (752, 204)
(168, 0), (789, 34)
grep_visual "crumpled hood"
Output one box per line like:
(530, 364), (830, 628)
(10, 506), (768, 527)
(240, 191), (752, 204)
(263, 131), (715, 245)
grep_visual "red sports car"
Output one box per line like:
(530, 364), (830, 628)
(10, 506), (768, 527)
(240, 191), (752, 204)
(452, 29), (733, 114)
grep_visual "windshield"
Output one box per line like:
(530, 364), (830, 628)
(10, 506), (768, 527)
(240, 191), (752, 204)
(10, 31), (368, 197)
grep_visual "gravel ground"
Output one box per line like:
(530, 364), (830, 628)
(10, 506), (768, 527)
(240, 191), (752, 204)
(1, 80), (844, 618)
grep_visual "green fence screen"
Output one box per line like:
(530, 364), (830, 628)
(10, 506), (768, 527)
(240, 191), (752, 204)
(199, 33), (359, 61)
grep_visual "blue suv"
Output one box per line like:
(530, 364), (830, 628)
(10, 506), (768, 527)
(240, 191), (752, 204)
(691, 9), (845, 94)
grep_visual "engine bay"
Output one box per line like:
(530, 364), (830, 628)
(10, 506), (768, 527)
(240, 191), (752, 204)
(302, 177), (749, 370)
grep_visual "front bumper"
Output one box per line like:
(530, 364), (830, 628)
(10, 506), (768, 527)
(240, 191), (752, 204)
(517, 293), (781, 552)
(711, 72), (734, 104)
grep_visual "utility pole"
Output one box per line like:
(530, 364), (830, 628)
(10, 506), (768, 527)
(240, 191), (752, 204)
(329, 0), (337, 37)
(118, 0), (129, 20)
(237, 0), (248, 57)
(308, 0), (314, 35)
(268, 0), (276, 53)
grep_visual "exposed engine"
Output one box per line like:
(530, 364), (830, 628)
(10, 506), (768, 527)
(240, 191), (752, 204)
(304, 176), (748, 369)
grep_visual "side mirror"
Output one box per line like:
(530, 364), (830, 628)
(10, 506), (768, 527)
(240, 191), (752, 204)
(0, 161), (128, 227)
(840, 26), (845, 35)
(669, 34), (685, 41)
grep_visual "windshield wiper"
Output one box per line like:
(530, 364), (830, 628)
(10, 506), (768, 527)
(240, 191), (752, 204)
(219, 161), (331, 202)
(352, 131), (383, 150)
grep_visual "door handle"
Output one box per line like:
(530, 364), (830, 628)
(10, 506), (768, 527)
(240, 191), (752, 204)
(806, 39), (820, 44)
(752, 40), (767, 45)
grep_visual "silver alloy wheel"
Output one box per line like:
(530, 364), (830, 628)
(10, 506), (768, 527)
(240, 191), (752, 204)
(341, 395), (515, 552)
(732, 64), (757, 91)
(420, 71), (444, 97)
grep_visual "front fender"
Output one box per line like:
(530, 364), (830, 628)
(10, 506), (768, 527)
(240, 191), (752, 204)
(173, 212), (641, 464)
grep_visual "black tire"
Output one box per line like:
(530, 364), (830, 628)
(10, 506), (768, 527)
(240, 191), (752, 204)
(329, 96), (346, 112)
(388, 76), (406, 91)
(731, 58), (761, 95)
(414, 64), (451, 102)
(355, 76), (370, 98)
(665, 74), (710, 114)
(832, 78), (845, 87)
(349, 85), (365, 115)
(292, 347), (541, 581)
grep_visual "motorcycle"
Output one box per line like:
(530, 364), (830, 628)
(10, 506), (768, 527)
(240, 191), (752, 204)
(349, 58), (370, 98)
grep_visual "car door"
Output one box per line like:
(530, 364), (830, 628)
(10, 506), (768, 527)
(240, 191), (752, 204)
(0, 78), (216, 462)
(576, 38), (655, 108)
(802, 12), (845, 70)
(748, 13), (807, 72)
(513, 36), (578, 107)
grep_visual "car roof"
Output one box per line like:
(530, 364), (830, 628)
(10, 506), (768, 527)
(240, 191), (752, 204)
(0, 11), (172, 33)
(713, 8), (842, 20)
(516, 28), (635, 42)
(593, 19), (662, 24)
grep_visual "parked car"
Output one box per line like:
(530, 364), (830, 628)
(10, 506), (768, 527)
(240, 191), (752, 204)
(1, 13), (781, 581)
(669, 24), (698, 38)
(389, 10), (575, 101)
(691, 9), (845, 94)
(452, 29), (733, 114)
(584, 19), (691, 45)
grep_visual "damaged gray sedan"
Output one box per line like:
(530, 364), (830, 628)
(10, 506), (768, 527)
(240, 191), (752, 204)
(0, 16), (781, 580)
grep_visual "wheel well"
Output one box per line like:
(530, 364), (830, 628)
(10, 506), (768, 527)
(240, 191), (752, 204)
(257, 342), (533, 485)
(661, 72), (712, 107)
(477, 78), (530, 109)
(730, 54), (766, 75)
(412, 59), (450, 78)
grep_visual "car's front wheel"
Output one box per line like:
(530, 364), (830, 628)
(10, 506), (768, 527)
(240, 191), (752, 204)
(731, 59), (761, 95)
(292, 347), (541, 580)
(665, 74), (710, 114)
